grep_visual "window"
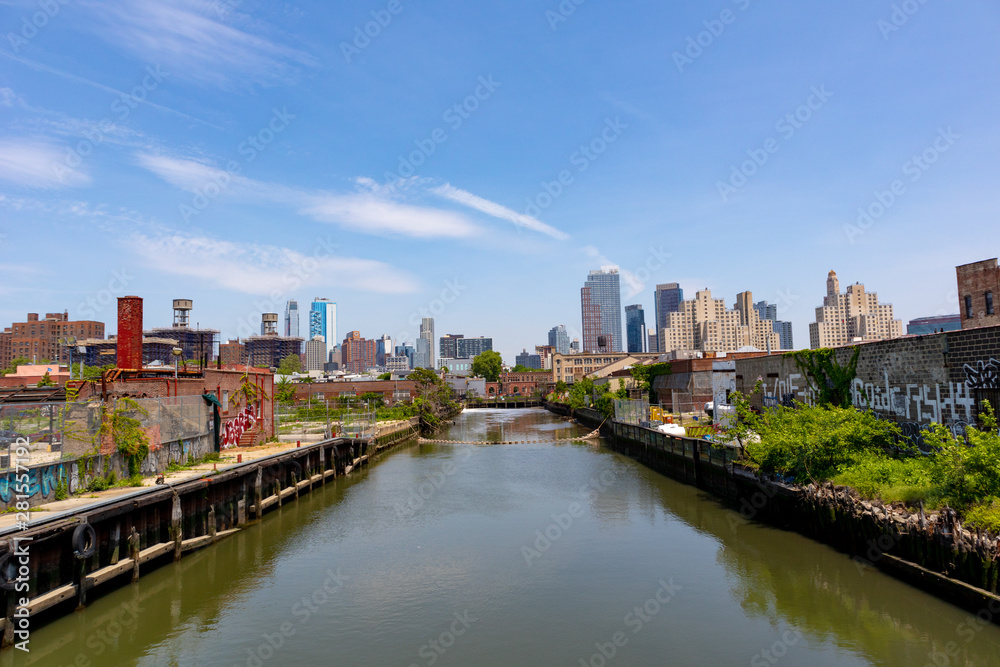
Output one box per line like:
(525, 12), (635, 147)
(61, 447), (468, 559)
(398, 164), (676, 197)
(988, 292), (995, 316)
(965, 295), (973, 319)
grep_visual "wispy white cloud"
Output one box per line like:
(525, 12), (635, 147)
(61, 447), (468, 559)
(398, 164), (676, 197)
(582, 245), (645, 298)
(0, 51), (215, 127)
(430, 183), (570, 240)
(81, 0), (315, 89)
(126, 232), (420, 295)
(135, 153), (480, 239)
(0, 139), (89, 188)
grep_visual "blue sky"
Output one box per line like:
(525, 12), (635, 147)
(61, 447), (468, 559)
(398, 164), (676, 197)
(1, 0), (998, 362)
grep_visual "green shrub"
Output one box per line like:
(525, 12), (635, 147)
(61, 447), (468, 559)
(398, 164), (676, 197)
(740, 402), (901, 482)
(963, 500), (1000, 533)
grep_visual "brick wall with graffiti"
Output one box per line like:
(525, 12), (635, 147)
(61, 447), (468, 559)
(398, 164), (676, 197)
(733, 325), (1000, 448)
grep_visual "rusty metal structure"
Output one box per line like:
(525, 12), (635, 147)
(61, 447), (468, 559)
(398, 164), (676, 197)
(117, 296), (144, 371)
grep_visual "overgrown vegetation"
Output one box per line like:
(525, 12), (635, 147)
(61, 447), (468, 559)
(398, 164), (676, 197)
(789, 347), (860, 408)
(727, 385), (1000, 531)
(100, 397), (151, 478)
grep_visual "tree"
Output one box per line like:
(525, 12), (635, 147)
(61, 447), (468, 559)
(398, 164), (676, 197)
(511, 364), (530, 373)
(790, 347), (860, 408)
(2, 356), (30, 376)
(82, 364), (115, 380)
(275, 376), (296, 403)
(471, 350), (503, 383)
(358, 391), (386, 407)
(377, 372), (391, 381)
(36, 371), (55, 387)
(630, 362), (671, 403)
(440, 366), (450, 374)
(277, 354), (302, 375)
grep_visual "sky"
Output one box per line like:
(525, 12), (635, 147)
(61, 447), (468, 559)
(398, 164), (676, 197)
(1, 0), (998, 363)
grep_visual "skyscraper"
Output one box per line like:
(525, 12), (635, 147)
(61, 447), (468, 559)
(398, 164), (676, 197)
(419, 317), (435, 368)
(309, 298), (337, 361)
(439, 334), (462, 360)
(581, 268), (622, 353)
(376, 334), (393, 366)
(753, 300), (794, 350)
(414, 337), (432, 369)
(654, 283), (683, 353)
(284, 300), (300, 338)
(548, 325), (570, 355)
(625, 304), (646, 353)
(809, 270), (903, 348)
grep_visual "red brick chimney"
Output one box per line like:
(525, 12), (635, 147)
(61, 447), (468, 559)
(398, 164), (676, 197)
(117, 296), (143, 370)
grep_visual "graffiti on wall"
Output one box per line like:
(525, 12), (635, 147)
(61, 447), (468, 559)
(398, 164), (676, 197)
(0, 464), (65, 503)
(221, 405), (257, 449)
(965, 358), (1000, 390)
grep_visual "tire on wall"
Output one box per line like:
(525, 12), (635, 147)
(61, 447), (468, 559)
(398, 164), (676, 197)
(73, 522), (97, 559)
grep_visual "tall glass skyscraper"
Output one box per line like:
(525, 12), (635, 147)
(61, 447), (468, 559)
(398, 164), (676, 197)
(548, 325), (570, 355)
(625, 304), (646, 353)
(419, 317), (435, 368)
(581, 269), (623, 353)
(309, 298), (337, 360)
(284, 300), (299, 338)
(654, 283), (684, 352)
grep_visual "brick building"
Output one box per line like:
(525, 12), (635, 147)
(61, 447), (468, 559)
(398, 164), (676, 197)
(341, 331), (377, 374)
(220, 339), (248, 366)
(78, 367), (275, 448)
(2, 312), (105, 368)
(0, 330), (11, 370)
(292, 380), (416, 404)
(958, 258), (1000, 330)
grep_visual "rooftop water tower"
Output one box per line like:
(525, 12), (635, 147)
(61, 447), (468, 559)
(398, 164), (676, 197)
(173, 299), (193, 328)
(261, 313), (279, 336)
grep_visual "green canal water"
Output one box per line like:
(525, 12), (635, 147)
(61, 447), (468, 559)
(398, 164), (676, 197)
(8, 408), (1000, 666)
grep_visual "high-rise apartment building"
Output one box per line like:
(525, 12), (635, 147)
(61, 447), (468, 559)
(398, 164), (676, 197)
(414, 337), (432, 369)
(219, 339), (247, 366)
(341, 331), (377, 374)
(3, 311), (105, 368)
(548, 325), (570, 355)
(654, 283), (683, 352)
(625, 304), (646, 353)
(581, 269), (622, 353)
(809, 271), (903, 348)
(304, 335), (327, 371)
(285, 300), (300, 338)
(516, 349), (542, 369)
(439, 334), (462, 360)
(419, 318), (435, 368)
(309, 299), (337, 361)
(659, 290), (780, 354)
(647, 328), (657, 355)
(753, 300), (794, 350)
(457, 337), (492, 358)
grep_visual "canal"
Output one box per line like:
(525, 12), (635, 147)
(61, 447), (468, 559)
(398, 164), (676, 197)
(8, 408), (1000, 666)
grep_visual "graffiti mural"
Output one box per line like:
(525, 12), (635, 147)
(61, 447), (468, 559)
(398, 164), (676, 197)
(964, 358), (1000, 390)
(221, 406), (257, 449)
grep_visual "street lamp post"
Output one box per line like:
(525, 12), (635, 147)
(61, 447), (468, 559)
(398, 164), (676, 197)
(172, 347), (183, 379)
(58, 336), (77, 379)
